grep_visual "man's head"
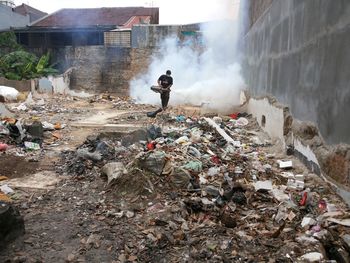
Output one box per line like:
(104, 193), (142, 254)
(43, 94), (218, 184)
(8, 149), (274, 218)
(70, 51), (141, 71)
(166, 70), (171, 76)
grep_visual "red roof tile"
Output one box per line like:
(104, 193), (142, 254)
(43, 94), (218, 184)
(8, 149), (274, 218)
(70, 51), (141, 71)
(31, 7), (159, 28)
(14, 4), (47, 22)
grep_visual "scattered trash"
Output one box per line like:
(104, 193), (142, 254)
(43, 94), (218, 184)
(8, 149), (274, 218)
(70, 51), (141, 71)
(182, 161), (202, 173)
(301, 216), (317, 228)
(0, 96), (347, 261)
(235, 117), (249, 126)
(175, 115), (186, 122)
(299, 252), (324, 262)
(327, 218), (350, 227)
(101, 162), (127, 186)
(0, 143), (8, 151)
(24, 141), (41, 151)
(137, 151), (166, 176)
(76, 148), (102, 162)
(278, 160), (293, 169)
(253, 180), (273, 191)
(0, 184), (14, 195)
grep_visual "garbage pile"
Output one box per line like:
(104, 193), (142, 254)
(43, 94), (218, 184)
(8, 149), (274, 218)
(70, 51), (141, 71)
(0, 117), (65, 152)
(59, 113), (350, 262)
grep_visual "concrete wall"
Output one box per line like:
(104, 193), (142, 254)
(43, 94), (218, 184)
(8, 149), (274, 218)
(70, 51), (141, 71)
(243, 0), (350, 145)
(132, 25), (181, 48)
(0, 77), (33, 92)
(0, 4), (29, 30)
(45, 46), (154, 95)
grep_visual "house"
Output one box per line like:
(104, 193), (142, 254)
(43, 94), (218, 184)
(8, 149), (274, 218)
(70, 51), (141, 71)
(14, 3), (47, 23)
(14, 7), (159, 47)
(0, 1), (29, 30)
(0, 1), (47, 30)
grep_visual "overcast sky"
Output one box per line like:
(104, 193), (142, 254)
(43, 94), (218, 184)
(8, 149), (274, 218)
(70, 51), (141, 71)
(13, 0), (240, 24)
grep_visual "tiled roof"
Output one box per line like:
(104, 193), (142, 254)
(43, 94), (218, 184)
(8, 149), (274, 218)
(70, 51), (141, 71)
(14, 4), (47, 22)
(31, 7), (159, 28)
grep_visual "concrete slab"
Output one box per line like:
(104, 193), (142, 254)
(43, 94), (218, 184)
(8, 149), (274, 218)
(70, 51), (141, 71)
(0, 171), (63, 190)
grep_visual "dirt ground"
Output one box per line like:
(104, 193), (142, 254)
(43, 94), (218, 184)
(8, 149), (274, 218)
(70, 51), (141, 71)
(0, 156), (39, 179)
(0, 94), (350, 263)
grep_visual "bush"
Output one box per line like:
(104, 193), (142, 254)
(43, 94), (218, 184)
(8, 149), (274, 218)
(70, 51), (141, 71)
(0, 50), (58, 80)
(0, 32), (58, 80)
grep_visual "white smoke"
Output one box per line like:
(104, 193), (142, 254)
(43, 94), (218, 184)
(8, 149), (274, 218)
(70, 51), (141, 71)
(130, 1), (246, 113)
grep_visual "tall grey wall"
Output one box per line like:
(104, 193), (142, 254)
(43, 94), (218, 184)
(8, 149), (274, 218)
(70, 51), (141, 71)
(32, 46), (154, 95)
(0, 4), (29, 30)
(243, 0), (350, 144)
(132, 25), (181, 48)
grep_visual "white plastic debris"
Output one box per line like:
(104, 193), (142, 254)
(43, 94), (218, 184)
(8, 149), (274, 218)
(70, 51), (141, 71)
(204, 118), (241, 147)
(175, 136), (189, 144)
(207, 167), (220, 177)
(253, 180), (273, 191)
(12, 103), (27, 111)
(301, 217), (317, 228)
(0, 184), (14, 195)
(327, 218), (350, 227)
(42, 121), (55, 131)
(0, 86), (19, 100)
(299, 252), (323, 262)
(278, 160), (293, 169)
(25, 92), (34, 104)
(36, 98), (45, 105)
(287, 178), (305, 190)
(235, 117), (249, 126)
(271, 187), (290, 202)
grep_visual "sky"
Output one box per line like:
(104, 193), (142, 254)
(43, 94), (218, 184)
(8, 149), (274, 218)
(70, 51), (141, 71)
(13, 0), (240, 24)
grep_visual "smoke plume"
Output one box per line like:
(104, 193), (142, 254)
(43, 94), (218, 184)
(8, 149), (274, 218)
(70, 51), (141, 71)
(130, 0), (246, 113)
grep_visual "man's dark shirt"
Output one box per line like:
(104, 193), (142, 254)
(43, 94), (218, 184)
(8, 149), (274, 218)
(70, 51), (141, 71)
(158, 75), (173, 89)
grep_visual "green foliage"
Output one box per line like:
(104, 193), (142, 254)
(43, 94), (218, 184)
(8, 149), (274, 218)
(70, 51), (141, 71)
(0, 51), (58, 80)
(0, 32), (22, 54)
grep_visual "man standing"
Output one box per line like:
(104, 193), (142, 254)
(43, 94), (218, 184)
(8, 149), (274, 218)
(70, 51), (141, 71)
(148, 70), (173, 117)
(157, 70), (173, 110)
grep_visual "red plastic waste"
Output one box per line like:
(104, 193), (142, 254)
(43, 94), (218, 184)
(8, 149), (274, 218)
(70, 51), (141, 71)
(229, 113), (238, 119)
(299, 192), (308, 206)
(211, 156), (221, 164)
(318, 199), (327, 212)
(0, 143), (8, 152)
(147, 142), (155, 151)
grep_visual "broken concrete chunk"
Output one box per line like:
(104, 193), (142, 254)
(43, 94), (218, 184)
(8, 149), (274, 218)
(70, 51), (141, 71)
(101, 162), (127, 186)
